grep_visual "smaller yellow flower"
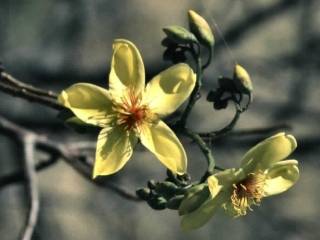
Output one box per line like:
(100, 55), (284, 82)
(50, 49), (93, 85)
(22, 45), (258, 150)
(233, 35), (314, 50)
(58, 39), (196, 177)
(180, 132), (299, 230)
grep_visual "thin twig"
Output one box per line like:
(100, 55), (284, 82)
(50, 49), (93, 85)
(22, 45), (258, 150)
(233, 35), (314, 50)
(0, 115), (39, 240)
(0, 115), (141, 202)
(1, 72), (58, 99)
(184, 128), (215, 182)
(0, 72), (64, 111)
(0, 157), (59, 189)
(20, 135), (39, 240)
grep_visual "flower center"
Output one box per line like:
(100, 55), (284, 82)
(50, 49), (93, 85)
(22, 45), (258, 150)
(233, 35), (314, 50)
(114, 91), (150, 131)
(230, 171), (266, 216)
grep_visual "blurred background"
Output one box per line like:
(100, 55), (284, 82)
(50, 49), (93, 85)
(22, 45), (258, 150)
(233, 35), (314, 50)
(0, 0), (319, 239)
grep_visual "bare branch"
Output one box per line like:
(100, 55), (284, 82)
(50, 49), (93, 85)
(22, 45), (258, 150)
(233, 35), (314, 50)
(20, 135), (39, 240)
(0, 115), (40, 239)
(0, 115), (141, 202)
(1, 72), (58, 99)
(0, 71), (64, 111)
(0, 157), (59, 189)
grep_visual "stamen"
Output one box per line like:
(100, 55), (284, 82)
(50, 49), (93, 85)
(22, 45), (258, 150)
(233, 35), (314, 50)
(112, 90), (152, 132)
(230, 171), (266, 216)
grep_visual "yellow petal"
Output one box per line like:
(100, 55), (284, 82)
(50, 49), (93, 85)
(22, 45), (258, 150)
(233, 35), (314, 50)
(144, 63), (196, 116)
(240, 132), (297, 173)
(58, 83), (113, 126)
(264, 160), (299, 197)
(207, 175), (222, 198)
(93, 127), (137, 177)
(214, 168), (242, 186)
(140, 120), (187, 175)
(181, 193), (226, 231)
(109, 39), (145, 97)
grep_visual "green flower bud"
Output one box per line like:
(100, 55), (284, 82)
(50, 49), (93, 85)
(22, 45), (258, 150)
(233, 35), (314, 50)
(136, 188), (150, 200)
(233, 64), (253, 94)
(147, 180), (157, 189)
(166, 195), (185, 210)
(179, 184), (210, 216)
(188, 10), (214, 47)
(148, 197), (167, 210)
(155, 181), (179, 199)
(163, 25), (198, 44)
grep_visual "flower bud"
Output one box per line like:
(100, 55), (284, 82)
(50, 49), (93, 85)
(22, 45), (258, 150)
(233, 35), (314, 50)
(188, 10), (214, 47)
(163, 25), (198, 44)
(147, 180), (157, 189)
(148, 197), (167, 210)
(233, 64), (253, 94)
(155, 181), (179, 199)
(136, 188), (150, 200)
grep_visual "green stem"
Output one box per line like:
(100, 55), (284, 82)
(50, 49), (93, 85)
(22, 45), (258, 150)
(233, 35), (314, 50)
(178, 46), (202, 128)
(199, 102), (242, 139)
(201, 46), (213, 70)
(184, 128), (215, 182)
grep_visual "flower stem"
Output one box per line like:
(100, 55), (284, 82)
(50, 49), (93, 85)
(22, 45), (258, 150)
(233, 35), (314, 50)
(178, 45), (202, 128)
(184, 128), (215, 182)
(201, 46), (213, 70)
(199, 102), (242, 139)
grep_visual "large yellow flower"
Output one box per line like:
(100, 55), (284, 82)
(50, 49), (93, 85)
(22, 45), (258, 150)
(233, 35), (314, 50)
(180, 132), (299, 230)
(58, 39), (196, 177)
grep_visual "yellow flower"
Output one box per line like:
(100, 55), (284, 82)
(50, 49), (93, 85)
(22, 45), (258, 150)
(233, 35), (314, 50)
(58, 39), (196, 178)
(180, 132), (299, 230)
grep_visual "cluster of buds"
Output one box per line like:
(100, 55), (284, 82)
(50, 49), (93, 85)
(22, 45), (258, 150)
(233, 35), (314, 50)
(136, 170), (191, 210)
(207, 64), (253, 111)
(162, 10), (214, 63)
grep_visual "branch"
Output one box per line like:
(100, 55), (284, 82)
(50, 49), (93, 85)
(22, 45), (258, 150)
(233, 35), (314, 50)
(0, 157), (59, 189)
(0, 115), (141, 202)
(20, 135), (39, 240)
(1, 72), (58, 99)
(0, 114), (40, 240)
(0, 71), (64, 111)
